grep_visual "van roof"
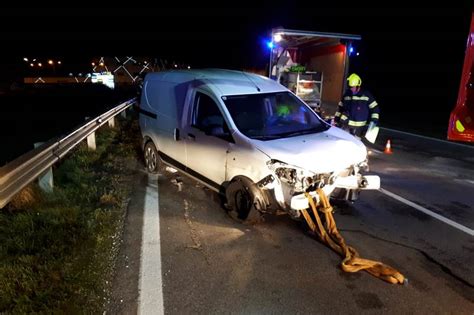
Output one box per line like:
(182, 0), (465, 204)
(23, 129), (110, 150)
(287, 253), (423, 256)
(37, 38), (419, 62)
(144, 69), (287, 96)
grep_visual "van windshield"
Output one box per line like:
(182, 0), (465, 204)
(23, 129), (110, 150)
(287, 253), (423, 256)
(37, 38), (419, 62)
(222, 92), (329, 140)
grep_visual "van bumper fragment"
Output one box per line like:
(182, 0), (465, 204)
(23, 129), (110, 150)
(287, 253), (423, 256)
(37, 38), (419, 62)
(291, 191), (320, 210)
(290, 175), (380, 211)
(334, 175), (380, 190)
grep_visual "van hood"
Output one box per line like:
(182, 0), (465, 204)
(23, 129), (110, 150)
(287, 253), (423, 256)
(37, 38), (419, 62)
(251, 127), (367, 173)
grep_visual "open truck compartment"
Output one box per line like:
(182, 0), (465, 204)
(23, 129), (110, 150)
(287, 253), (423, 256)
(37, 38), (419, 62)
(269, 28), (361, 118)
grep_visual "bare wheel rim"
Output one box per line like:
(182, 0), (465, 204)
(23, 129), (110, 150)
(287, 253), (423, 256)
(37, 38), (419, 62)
(235, 188), (251, 217)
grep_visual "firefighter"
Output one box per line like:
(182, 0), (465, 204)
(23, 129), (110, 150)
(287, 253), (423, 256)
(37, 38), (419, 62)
(333, 73), (380, 138)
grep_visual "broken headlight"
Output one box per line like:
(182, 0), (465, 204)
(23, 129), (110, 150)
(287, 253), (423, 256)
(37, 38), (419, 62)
(267, 160), (321, 192)
(274, 167), (297, 184)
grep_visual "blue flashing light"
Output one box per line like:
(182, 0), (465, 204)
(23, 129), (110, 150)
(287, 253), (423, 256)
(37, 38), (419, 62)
(267, 41), (274, 49)
(349, 46), (354, 54)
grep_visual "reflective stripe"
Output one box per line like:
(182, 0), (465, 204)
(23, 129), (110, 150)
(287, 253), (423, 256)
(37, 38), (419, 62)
(369, 101), (378, 109)
(348, 120), (367, 127)
(335, 112), (341, 117)
(338, 101), (343, 106)
(371, 113), (379, 119)
(351, 96), (370, 101)
(456, 120), (465, 132)
(340, 115), (348, 121)
(344, 96), (351, 100)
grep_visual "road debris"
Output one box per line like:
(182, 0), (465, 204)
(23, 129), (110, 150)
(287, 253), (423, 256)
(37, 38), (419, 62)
(183, 199), (211, 265)
(171, 177), (183, 191)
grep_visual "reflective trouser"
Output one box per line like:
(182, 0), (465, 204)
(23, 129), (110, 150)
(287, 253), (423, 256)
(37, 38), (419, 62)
(347, 125), (368, 138)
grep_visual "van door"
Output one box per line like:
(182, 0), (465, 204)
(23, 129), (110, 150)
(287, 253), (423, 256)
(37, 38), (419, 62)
(184, 91), (233, 189)
(142, 79), (187, 168)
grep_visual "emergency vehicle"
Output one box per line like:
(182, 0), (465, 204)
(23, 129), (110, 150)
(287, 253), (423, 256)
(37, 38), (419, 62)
(268, 28), (361, 118)
(448, 12), (474, 143)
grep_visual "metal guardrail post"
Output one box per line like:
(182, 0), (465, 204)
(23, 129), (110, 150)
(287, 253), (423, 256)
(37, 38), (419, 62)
(38, 168), (54, 192)
(87, 133), (97, 150)
(108, 117), (116, 128)
(34, 142), (54, 192)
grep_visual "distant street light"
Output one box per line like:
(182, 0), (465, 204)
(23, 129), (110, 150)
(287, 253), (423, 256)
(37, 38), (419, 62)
(23, 57), (28, 62)
(187, 66), (191, 69)
(30, 63), (34, 67)
(92, 62), (96, 66)
(57, 61), (62, 65)
(99, 62), (104, 66)
(38, 63), (42, 67)
(48, 60), (56, 74)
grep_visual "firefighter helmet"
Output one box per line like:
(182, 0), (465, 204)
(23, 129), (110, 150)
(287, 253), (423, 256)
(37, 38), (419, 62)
(347, 73), (362, 87)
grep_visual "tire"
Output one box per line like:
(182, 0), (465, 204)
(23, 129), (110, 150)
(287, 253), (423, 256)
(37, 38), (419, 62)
(144, 141), (160, 174)
(225, 177), (265, 224)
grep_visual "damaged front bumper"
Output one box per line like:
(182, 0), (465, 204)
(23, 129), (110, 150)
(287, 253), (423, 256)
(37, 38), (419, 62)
(290, 174), (380, 211)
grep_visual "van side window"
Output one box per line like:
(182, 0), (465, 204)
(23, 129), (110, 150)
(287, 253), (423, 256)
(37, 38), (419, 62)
(193, 92), (232, 141)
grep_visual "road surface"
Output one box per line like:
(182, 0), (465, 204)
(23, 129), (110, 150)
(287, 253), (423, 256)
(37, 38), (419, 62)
(108, 128), (474, 314)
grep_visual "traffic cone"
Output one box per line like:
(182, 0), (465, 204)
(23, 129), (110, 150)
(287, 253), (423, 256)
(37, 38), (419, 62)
(384, 139), (393, 154)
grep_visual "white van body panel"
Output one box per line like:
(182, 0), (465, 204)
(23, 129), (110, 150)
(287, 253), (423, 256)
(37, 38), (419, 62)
(251, 127), (367, 174)
(225, 139), (273, 183)
(182, 87), (230, 186)
(140, 74), (193, 166)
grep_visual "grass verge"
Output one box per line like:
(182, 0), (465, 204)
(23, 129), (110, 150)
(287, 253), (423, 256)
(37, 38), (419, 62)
(0, 112), (142, 313)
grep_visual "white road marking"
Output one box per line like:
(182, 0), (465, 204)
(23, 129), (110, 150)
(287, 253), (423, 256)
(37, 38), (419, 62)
(379, 188), (474, 237)
(139, 174), (164, 315)
(454, 179), (474, 186)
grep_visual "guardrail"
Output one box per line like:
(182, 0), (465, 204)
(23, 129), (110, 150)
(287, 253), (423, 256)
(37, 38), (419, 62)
(0, 98), (137, 209)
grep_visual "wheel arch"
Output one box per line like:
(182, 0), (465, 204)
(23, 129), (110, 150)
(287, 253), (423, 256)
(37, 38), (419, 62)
(142, 135), (153, 150)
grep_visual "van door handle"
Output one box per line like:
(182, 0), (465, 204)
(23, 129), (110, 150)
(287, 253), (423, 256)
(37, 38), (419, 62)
(187, 133), (196, 140)
(174, 128), (180, 141)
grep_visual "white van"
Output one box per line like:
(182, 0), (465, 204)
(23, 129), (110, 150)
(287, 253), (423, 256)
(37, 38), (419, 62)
(139, 69), (379, 221)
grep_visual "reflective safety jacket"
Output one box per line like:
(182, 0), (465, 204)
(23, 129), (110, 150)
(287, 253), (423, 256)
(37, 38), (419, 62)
(334, 89), (379, 128)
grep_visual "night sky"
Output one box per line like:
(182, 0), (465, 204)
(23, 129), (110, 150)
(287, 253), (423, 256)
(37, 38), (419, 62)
(0, 4), (473, 135)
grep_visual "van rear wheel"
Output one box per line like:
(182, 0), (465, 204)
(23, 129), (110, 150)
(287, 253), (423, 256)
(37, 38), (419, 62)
(144, 141), (160, 173)
(225, 177), (265, 224)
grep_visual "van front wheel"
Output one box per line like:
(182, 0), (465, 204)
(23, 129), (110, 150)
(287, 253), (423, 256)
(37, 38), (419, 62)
(225, 177), (265, 224)
(144, 142), (160, 173)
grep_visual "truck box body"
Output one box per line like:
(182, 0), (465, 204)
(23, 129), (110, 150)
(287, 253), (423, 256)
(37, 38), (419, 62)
(269, 29), (361, 117)
(448, 12), (474, 143)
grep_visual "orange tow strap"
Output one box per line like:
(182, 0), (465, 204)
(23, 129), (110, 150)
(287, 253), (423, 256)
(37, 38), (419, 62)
(302, 189), (406, 284)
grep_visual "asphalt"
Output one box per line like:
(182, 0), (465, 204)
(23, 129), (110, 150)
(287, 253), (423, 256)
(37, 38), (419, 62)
(108, 128), (474, 314)
(156, 174), (473, 314)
